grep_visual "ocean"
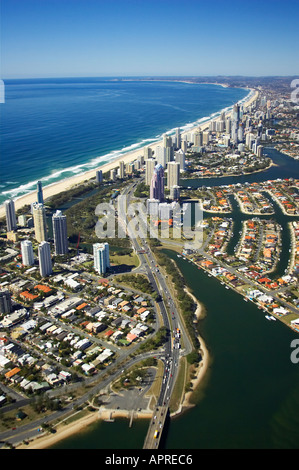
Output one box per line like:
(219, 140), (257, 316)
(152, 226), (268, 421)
(1, 78), (299, 449)
(0, 78), (249, 205)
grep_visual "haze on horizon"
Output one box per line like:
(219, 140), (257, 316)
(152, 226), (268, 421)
(1, 0), (299, 79)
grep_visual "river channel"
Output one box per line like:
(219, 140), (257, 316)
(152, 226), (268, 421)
(50, 146), (299, 449)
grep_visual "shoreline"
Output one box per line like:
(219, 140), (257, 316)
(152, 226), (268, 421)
(171, 288), (210, 415)
(0, 87), (258, 219)
(17, 408), (152, 450)
(182, 158), (275, 182)
(8, 85), (256, 450)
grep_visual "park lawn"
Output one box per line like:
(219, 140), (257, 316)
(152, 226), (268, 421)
(110, 252), (140, 268)
(168, 357), (187, 414)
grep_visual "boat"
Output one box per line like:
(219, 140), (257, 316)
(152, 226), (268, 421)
(270, 315), (276, 321)
(265, 315), (272, 320)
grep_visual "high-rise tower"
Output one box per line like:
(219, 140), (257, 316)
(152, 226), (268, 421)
(93, 242), (110, 274)
(0, 290), (12, 314)
(32, 203), (48, 243)
(38, 241), (52, 277)
(145, 159), (156, 186)
(52, 210), (68, 255)
(167, 161), (180, 189)
(119, 161), (125, 179)
(37, 181), (44, 204)
(150, 163), (164, 201)
(4, 200), (17, 232)
(175, 128), (181, 149)
(21, 239), (35, 266)
(175, 149), (185, 172)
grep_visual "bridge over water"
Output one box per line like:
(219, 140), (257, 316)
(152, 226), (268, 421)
(143, 406), (168, 449)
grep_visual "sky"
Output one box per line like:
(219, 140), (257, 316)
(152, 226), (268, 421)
(1, 0), (299, 79)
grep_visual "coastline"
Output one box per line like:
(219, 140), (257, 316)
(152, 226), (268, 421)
(171, 288), (210, 416)
(18, 408), (152, 450)
(7, 85), (256, 450)
(0, 87), (258, 219)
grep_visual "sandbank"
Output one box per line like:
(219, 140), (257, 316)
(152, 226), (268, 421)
(171, 289), (210, 415)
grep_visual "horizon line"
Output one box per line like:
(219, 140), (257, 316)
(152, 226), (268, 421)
(2, 74), (299, 81)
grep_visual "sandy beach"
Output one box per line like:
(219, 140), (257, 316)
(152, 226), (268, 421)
(0, 87), (258, 220)
(17, 408), (153, 449)
(171, 288), (209, 412)
(8, 86), (256, 450)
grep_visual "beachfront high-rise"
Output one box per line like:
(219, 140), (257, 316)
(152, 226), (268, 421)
(144, 146), (153, 160)
(110, 169), (116, 181)
(96, 170), (103, 184)
(192, 131), (203, 148)
(167, 161), (180, 189)
(38, 241), (52, 277)
(4, 199), (17, 232)
(119, 161), (125, 179)
(93, 242), (110, 275)
(232, 104), (240, 124)
(52, 210), (68, 255)
(155, 146), (167, 167)
(150, 163), (164, 202)
(37, 181), (44, 204)
(175, 149), (185, 172)
(175, 128), (181, 149)
(32, 202), (48, 243)
(21, 239), (35, 266)
(145, 158), (156, 186)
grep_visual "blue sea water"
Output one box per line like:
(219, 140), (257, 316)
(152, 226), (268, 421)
(0, 78), (249, 205)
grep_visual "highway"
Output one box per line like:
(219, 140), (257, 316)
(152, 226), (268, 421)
(0, 179), (194, 449)
(116, 181), (193, 447)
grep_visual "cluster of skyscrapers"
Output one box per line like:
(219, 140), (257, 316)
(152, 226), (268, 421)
(4, 181), (69, 279)
(145, 127), (184, 206)
(4, 180), (113, 280)
(144, 129), (184, 222)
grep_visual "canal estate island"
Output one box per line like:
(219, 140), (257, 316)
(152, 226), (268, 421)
(0, 76), (299, 449)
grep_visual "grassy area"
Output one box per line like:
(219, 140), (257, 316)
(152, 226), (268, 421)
(110, 252), (140, 269)
(144, 359), (164, 399)
(169, 357), (187, 414)
(0, 404), (52, 433)
(115, 273), (155, 296)
(111, 358), (157, 392)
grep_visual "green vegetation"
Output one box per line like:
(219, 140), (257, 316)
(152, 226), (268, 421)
(116, 273), (155, 295)
(152, 248), (199, 350)
(138, 326), (169, 353)
(187, 350), (202, 365)
(46, 180), (99, 208)
(168, 357), (187, 414)
(134, 182), (149, 198)
(110, 251), (139, 269)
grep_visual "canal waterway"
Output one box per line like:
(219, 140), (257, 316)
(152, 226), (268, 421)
(50, 146), (299, 449)
(182, 146), (299, 189)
